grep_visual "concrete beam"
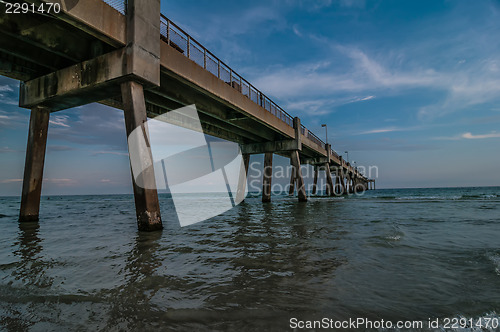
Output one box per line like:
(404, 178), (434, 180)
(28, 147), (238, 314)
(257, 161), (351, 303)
(25, 0), (127, 47)
(19, 107), (50, 222)
(0, 11), (111, 63)
(155, 74), (278, 142)
(161, 43), (295, 140)
(19, 49), (129, 111)
(240, 140), (298, 155)
(303, 157), (329, 165)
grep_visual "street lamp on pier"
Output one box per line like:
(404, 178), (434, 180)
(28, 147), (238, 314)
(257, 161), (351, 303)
(321, 124), (328, 145)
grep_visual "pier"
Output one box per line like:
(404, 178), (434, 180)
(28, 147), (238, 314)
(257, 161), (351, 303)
(0, 0), (374, 231)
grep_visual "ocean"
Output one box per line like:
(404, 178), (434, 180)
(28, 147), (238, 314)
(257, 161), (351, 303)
(0, 186), (499, 331)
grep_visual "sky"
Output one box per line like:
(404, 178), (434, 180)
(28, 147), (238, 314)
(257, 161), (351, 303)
(1, 0), (500, 195)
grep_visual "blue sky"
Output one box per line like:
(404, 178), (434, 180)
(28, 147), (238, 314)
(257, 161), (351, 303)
(1, 0), (500, 195)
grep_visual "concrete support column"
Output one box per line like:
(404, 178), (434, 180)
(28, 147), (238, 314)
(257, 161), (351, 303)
(340, 170), (347, 195)
(19, 107), (50, 222)
(236, 153), (250, 203)
(262, 152), (273, 203)
(374, 180), (376, 190)
(312, 166), (318, 195)
(121, 81), (162, 231)
(334, 170), (341, 195)
(290, 150), (307, 202)
(288, 163), (296, 195)
(325, 163), (334, 196)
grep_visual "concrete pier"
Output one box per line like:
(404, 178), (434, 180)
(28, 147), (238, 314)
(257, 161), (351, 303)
(262, 152), (273, 203)
(325, 163), (334, 196)
(121, 81), (163, 231)
(1, 0), (374, 230)
(236, 154), (250, 203)
(288, 160), (296, 195)
(312, 166), (318, 195)
(290, 150), (307, 202)
(19, 107), (50, 222)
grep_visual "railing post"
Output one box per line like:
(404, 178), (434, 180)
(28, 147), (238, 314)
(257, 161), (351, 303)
(187, 35), (190, 58)
(203, 49), (206, 69)
(166, 19), (170, 44)
(217, 59), (220, 78)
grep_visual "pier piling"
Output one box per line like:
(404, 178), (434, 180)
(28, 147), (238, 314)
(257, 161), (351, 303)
(262, 152), (273, 203)
(290, 150), (307, 202)
(312, 166), (318, 195)
(19, 107), (50, 222)
(121, 81), (163, 231)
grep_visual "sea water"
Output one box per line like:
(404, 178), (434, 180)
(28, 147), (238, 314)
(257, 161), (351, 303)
(0, 187), (499, 331)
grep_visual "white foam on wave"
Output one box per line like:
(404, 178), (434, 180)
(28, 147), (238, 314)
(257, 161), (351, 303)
(487, 253), (500, 276)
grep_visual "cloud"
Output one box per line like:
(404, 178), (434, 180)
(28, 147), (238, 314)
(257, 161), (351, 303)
(292, 24), (302, 37)
(91, 150), (129, 156)
(47, 145), (75, 152)
(0, 178), (22, 184)
(359, 127), (399, 135)
(251, 21), (500, 120)
(43, 178), (77, 186)
(0, 110), (28, 128)
(434, 131), (500, 140)
(47, 104), (127, 151)
(49, 115), (70, 128)
(462, 131), (500, 139)
(0, 85), (13, 92)
(0, 146), (17, 153)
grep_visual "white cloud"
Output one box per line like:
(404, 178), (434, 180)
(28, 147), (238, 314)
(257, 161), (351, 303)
(43, 178), (77, 186)
(0, 178), (22, 183)
(0, 85), (13, 92)
(292, 24), (302, 37)
(462, 131), (500, 139)
(49, 115), (70, 128)
(359, 128), (398, 135)
(433, 131), (500, 140)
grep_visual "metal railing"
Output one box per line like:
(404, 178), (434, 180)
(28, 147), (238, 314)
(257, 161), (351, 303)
(98, 5), (332, 155)
(331, 149), (339, 160)
(102, 0), (127, 14)
(159, 15), (331, 148)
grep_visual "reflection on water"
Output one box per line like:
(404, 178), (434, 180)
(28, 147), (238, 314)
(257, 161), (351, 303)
(0, 188), (500, 330)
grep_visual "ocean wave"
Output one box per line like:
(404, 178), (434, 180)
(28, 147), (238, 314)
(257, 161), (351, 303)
(370, 194), (500, 201)
(487, 253), (500, 276)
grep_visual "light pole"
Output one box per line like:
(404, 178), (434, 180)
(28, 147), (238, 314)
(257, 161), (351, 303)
(344, 151), (349, 163)
(321, 124), (328, 145)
